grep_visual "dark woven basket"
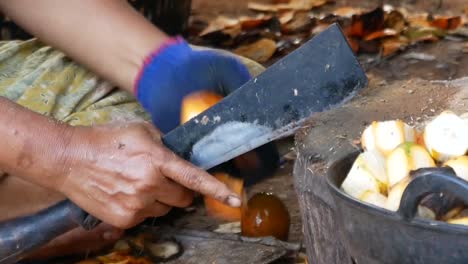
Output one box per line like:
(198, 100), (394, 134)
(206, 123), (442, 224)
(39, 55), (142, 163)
(0, 0), (192, 40)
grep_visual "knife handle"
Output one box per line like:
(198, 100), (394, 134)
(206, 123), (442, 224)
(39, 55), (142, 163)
(0, 199), (100, 263)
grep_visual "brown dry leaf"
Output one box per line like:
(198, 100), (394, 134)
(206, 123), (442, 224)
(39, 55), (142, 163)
(364, 28), (398, 41)
(404, 27), (445, 43)
(248, 0), (327, 12)
(279, 10), (295, 24)
(345, 7), (385, 38)
(381, 36), (408, 57)
(281, 11), (314, 34)
(346, 37), (359, 53)
(234, 38), (277, 62)
(332, 6), (364, 18)
(407, 14), (431, 28)
(430, 16), (462, 30)
(384, 10), (406, 32)
(239, 14), (272, 30)
(199, 16), (239, 36)
(311, 23), (331, 35)
(357, 40), (380, 54)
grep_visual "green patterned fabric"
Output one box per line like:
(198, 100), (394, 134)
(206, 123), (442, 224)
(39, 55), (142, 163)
(0, 39), (265, 126)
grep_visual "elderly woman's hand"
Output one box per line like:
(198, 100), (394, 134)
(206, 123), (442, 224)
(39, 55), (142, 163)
(55, 122), (241, 229)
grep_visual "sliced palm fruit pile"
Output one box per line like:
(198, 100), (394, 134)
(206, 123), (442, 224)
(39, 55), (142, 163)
(341, 113), (468, 225)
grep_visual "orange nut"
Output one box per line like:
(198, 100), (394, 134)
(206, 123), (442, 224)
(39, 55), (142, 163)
(180, 91), (223, 124)
(241, 192), (290, 241)
(204, 172), (244, 221)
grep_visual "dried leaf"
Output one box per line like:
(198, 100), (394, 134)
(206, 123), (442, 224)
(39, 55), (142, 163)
(332, 6), (364, 18)
(381, 37), (408, 57)
(240, 14), (273, 30)
(281, 12), (314, 34)
(248, 0), (327, 12)
(199, 16), (239, 36)
(234, 38), (277, 62)
(345, 7), (385, 38)
(430, 16), (462, 30)
(346, 37), (359, 53)
(357, 40), (380, 54)
(278, 10), (295, 24)
(311, 23), (330, 35)
(404, 27), (445, 43)
(364, 28), (398, 41)
(407, 14), (431, 28)
(384, 10), (406, 32)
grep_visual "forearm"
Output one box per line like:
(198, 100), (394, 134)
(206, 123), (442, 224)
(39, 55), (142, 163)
(0, 0), (169, 93)
(0, 97), (72, 189)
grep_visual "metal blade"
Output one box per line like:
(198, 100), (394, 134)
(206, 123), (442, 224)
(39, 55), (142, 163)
(162, 23), (367, 170)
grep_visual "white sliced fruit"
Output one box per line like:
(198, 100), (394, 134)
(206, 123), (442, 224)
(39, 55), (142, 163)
(385, 176), (436, 219)
(387, 142), (435, 187)
(386, 177), (410, 211)
(361, 120), (416, 156)
(448, 217), (468, 226)
(444, 156), (468, 182)
(359, 190), (387, 208)
(341, 151), (387, 198)
(417, 206), (436, 220)
(460, 112), (468, 125)
(424, 111), (468, 162)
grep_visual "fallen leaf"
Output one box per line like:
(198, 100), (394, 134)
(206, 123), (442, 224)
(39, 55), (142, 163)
(199, 16), (239, 36)
(384, 10), (406, 32)
(430, 16), (462, 30)
(247, 0), (328, 12)
(345, 7), (385, 38)
(364, 28), (398, 41)
(311, 23), (330, 35)
(346, 37), (359, 53)
(332, 6), (364, 17)
(240, 14), (272, 30)
(381, 36), (408, 57)
(234, 38), (277, 62)
(278, 10), (295, 24)
(404, 27), (445, 43)
(407, 14), (431, 28)
(357, 39), (380, 54)
(281, 11), (314, 34)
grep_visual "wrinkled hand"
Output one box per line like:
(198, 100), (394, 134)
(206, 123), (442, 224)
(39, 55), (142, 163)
(56, 122), (241, 229)
(135, 37), (251, 133)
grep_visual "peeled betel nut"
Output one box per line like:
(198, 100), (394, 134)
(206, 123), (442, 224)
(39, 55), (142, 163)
(361, 120), (416, 156)
(444, 156), (468, 182)
(386, 177), (410, 211)
(423, 111), (468, 162)
(359, 190), (387, 208)
(386, 142), (435, 187)
(417, 206), (436, 220)
(448, 217), (468, 226)
(341, 150), (387, 199)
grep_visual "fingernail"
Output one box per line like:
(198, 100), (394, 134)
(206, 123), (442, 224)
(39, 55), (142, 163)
(227, 195), (241, 207)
